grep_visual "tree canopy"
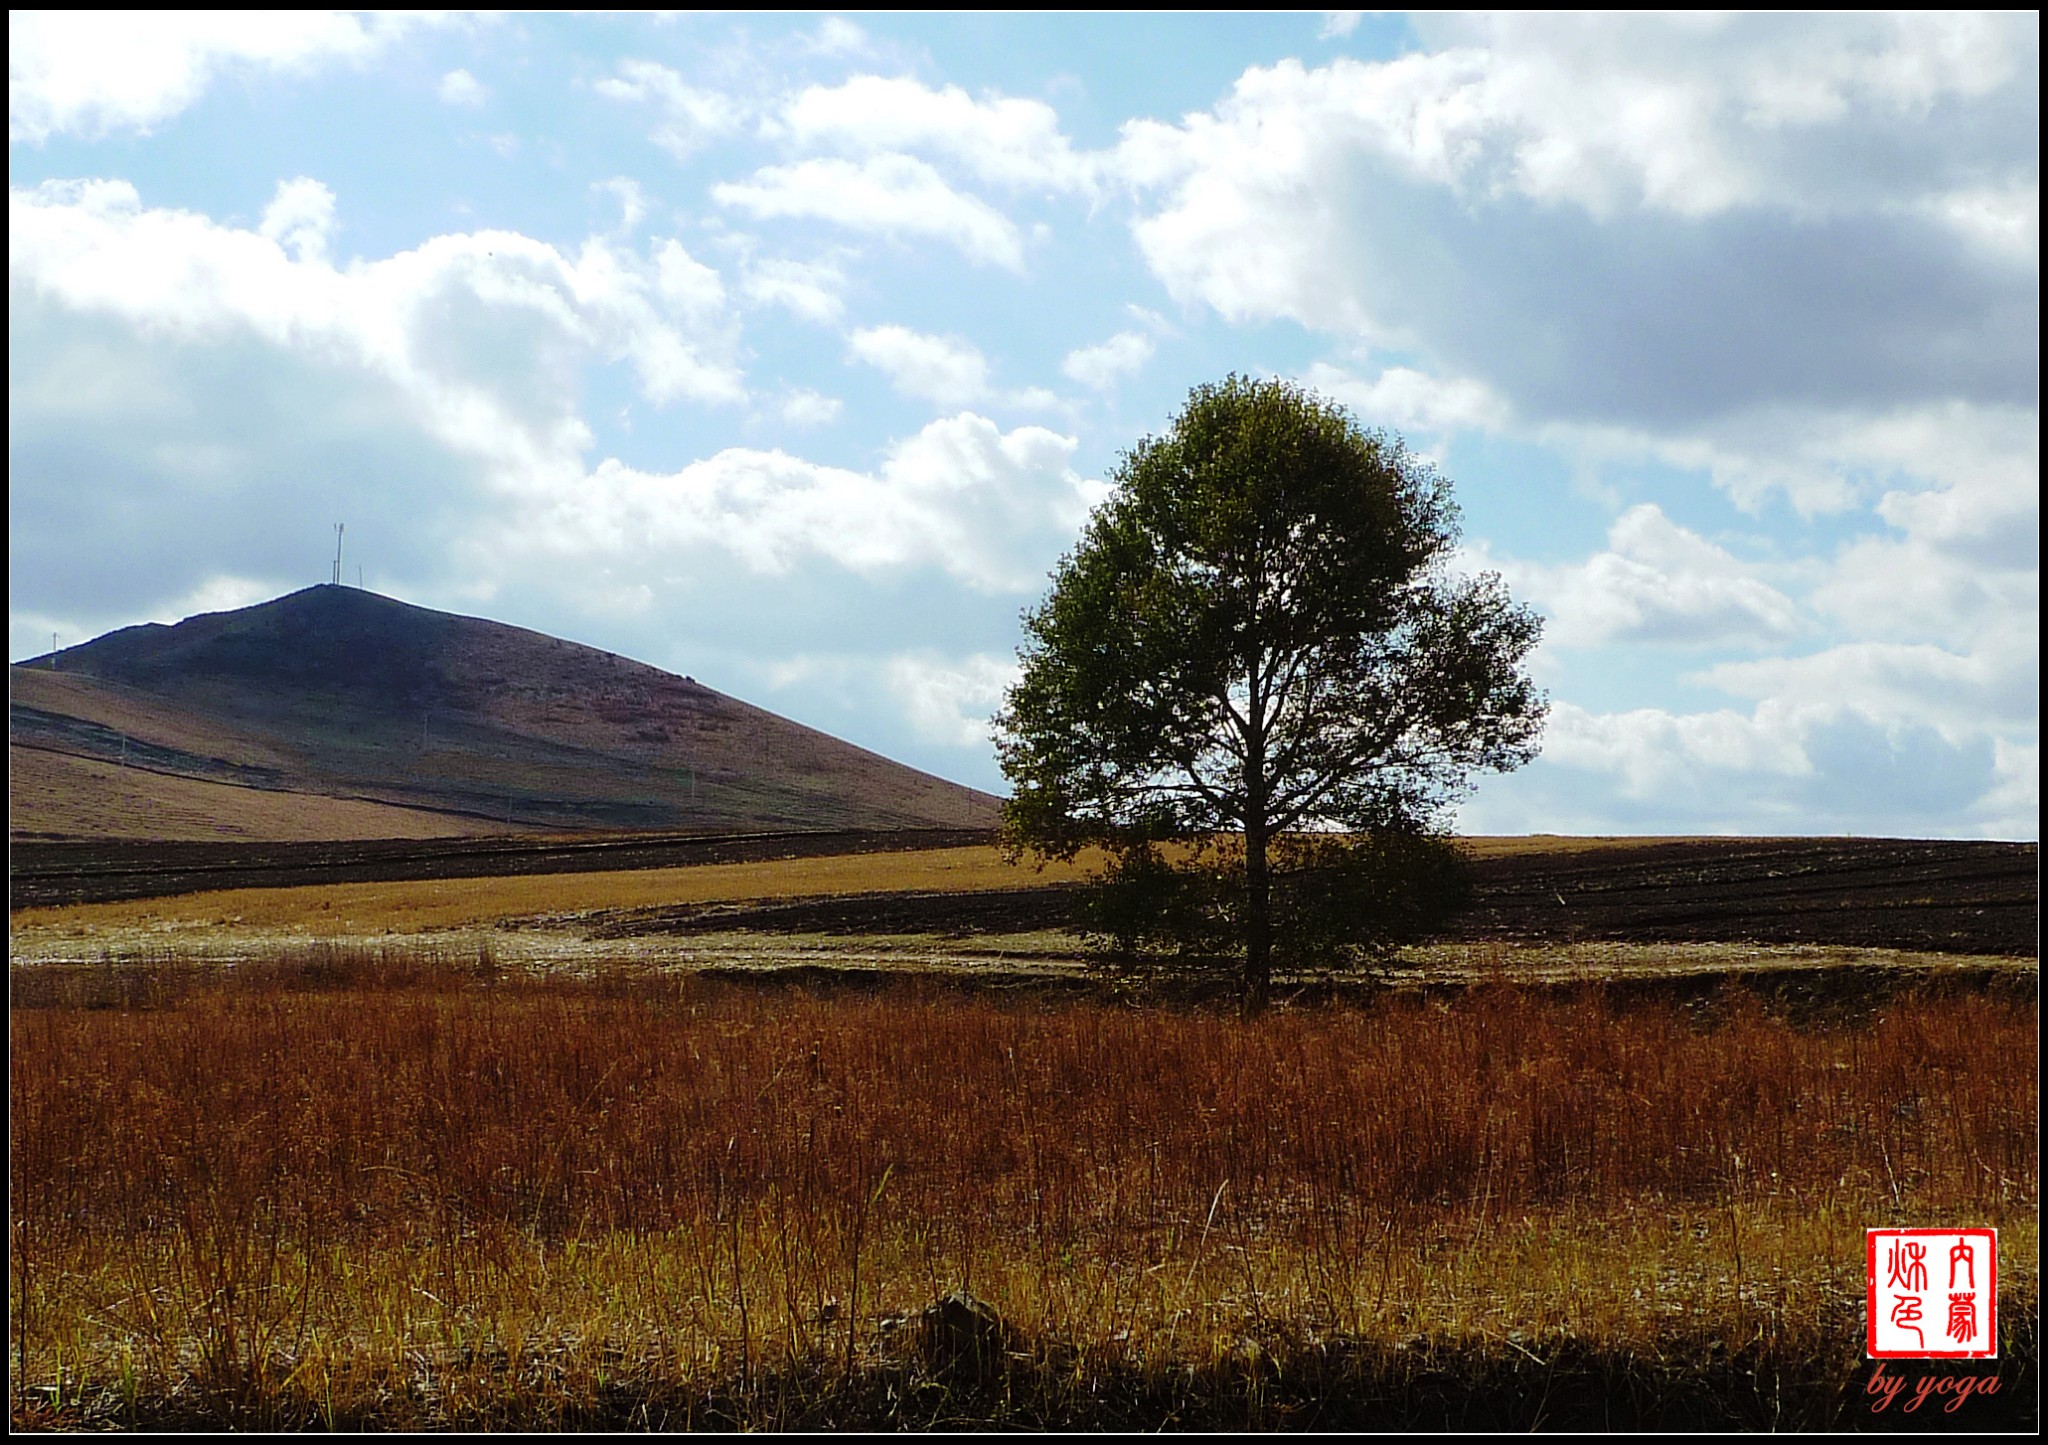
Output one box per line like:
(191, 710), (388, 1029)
(994, 376), (1546, 1010)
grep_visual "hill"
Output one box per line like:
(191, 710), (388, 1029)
(9, 585), (1000, 841)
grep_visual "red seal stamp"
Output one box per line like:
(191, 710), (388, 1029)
(1867, 1228), (1997, 1359)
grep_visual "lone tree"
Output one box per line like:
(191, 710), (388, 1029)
(995, 376), (1546, 1011)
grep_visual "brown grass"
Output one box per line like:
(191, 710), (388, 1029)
(11, 949), (2036, 1428)
(7, 745), (511, 843)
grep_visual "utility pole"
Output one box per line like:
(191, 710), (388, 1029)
(50, 632), (58, 669)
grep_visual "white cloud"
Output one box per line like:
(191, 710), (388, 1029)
(437, 68), (488, 108)
(593, 177), (649, 235)
(778, 388), (842, 428)
(713, 155), (1026, 269)
(1113, 16), (2037, 441)
(1468, 694), (2023, 837)
(596, 59), (745, 158)
(850, 326), (990, 406)
(541, 413), (1096, 591)
(1061, 331), (1153, 391)
(803, 17), (872, 58)
(847, 325), (1059, 412)
(160, 573), (281, 621)
(748, 647), (1022, 754)
(740, 256), (847, 324)
(778, 75), (1097, 194)
(1976, 740), (2039, 839)
(10, 10), (441, 142)
(1482, 505), (1803, 650)
(8, 177), (747, 488)
(1932, 182), (2039, 261)
(1700, 639), (2036, 748)
(1320, 13), (1365, 41)
(1301, 362), (1509, 435)
(1539, 699), (1812, 799)
(886, 653), (1020, 746)
(257, 177), (336, 264)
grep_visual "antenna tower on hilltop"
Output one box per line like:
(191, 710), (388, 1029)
(332, 523), (345, 586)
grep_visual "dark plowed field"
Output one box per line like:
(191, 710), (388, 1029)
(1457, 838), (2038, 955)
(587, 838), (2038, 957)
(6, 829), (993, 910)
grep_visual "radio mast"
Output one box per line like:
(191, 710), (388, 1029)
(332, 523), (345, 586)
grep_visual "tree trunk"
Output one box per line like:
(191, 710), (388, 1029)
(1243, 813), (1271, 1017)
(1242, 651), (1272, 1018)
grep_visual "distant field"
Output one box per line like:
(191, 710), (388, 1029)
(9, 844), (1097, 933)
(14, 835), (2036, 958)
(7, 745), (511, 843)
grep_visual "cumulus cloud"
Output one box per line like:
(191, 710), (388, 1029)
(849, 326), (990, 406)
(1700, 639), (2036, 748)
(9, 177), (750, 627)
(1539, 698), (1812, 798)
(803, 17), (872, 58)
(714, 155), (1027, 269)
(1061, 330), (1153, 390)
(1483, 505), (1803, 650)
(535, 413), (1096, 591)
(11, 180), (745, 419)
(437, 68), (488, 108)
(740, 256), (847, 324)
(885, 652), (1020, 746)
(777, 75), (1098, 194)
(846, 325), (1057, 411)
(746, 647), (1021, 759)
(596, 59), (745, 158)
(10, 10), (440, 142)
(1465, 698), (2012, 837)
(777, 388), (842, 427)
(257, 176), (337, 264)
(592, 177), (650, 235)
(1301, 362), (1509, 435)
(1114, 15), (2038, 437)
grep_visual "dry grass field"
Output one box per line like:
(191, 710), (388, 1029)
(7, 746), (512, 843)
(9, 838), (2039, 1429)
(11, 945), (2036, 1429)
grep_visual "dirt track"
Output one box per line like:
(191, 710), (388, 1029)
(585, 837), (2037, 957)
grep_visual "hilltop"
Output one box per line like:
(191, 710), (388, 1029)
(9, 585), (999, 841)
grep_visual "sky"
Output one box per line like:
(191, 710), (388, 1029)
(7, 11), (2039, 838)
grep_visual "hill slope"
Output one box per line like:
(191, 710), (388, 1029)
(9, 586), (999, 840)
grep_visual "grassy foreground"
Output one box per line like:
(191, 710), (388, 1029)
(10, 946), (2037, 1429)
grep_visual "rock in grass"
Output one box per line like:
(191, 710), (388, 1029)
(913, 1290), (1016, 1381)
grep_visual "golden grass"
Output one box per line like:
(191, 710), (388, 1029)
(11, 951), (2037, 1427)
(10, 845), (1102, 933)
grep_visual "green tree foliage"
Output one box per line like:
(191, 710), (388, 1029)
(995, 376), (1547, 1010)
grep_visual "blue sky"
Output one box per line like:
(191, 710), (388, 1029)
(8, 12), (2038, 837)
